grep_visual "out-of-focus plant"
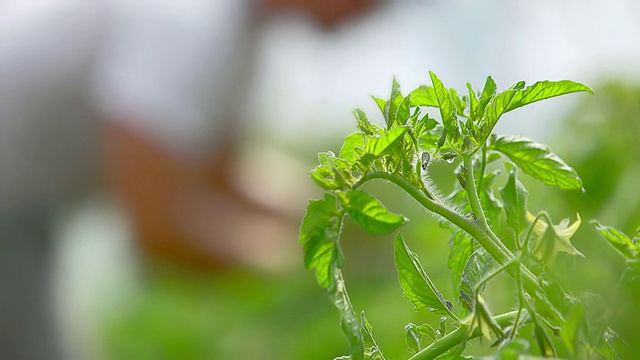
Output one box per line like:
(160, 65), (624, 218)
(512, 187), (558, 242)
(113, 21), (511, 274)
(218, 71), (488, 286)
(549, 81), (640, 234)
(299, 71), (627, 359)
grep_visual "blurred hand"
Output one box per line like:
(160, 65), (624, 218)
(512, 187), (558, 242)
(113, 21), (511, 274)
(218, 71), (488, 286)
(102, 121), (296, 271)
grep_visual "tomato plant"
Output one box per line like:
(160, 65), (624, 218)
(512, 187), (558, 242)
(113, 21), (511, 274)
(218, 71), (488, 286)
(299, 71), (628, 359)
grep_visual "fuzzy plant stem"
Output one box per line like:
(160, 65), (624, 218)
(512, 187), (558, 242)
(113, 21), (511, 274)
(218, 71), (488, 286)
(354, 172), (541, 298)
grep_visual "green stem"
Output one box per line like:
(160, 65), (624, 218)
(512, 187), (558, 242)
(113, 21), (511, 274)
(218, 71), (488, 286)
(477, 147), (488, 192)
(459, 156), (523, 272)
(355, 172), (512, 267)
(463, 155), (488, 228)
(353, 172), (543, 306)
(408, 311), (519, 360)
(522, 212), (548, 252)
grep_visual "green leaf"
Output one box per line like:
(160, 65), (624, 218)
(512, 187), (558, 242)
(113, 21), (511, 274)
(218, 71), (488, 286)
(310, 152), (356, 190)
(559, 299), (584, 356)
(310, 164), (341, 190)
(478, 169), (503, 226)
(478, 76), (497, 119)
(352, 108), (378, 136)
(371, 96), (387, 118)
(429, 71), (460, 143)
(299, 194), (343, 287)
(329, 270), (365, 360)
(500, 163), (530, 234)
(490, 135), (583, 190)
(361, 312), (386, 359)
(447, 231), (475, 303)
(503, 80), (593, 114)
(340, 132), (365, 163)
(405, 323), (439, 354)
(410, 85), (438, 107)
(477, 79), (591, 145)
(449, 88), (467, 116)
(337, 190), (407, 235)
(590, 220), (636, 259)
(459, 249), (494, 313)
(597, 329), (624, 360)
(396, 95), (412, 125)
(466, 83), (479, 120)
(394, 233), (455, 316)
(478, 90), (518, 143)
(404, 324), (421, 354)
(364, 126), (408, 156)
(385, 77), (403, 128)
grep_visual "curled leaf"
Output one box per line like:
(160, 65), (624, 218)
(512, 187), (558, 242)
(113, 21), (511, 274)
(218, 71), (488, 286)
(299, 194), (343, 287)
(394, 233), (455, 317)
(337, 190), (407, 235)
(591, 220), (637, 259)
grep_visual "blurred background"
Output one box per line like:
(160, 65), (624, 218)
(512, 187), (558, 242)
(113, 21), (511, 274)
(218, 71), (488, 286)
(1, 0), (640, 359)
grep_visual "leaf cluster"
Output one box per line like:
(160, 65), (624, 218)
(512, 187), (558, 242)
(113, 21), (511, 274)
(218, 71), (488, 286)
(298, 71), (625, 359)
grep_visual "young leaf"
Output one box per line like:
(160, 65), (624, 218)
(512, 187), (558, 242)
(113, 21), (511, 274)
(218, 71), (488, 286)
(478, 90), (518, 143)
(361, 312), (386, 359)
(394, 233), (455, 317)
(405, 323), (438, 354)
(448, 231), (475, 302)
(340, 132), (365, 163)
(364, 126), (409, 156)
(329, 270), (365, 360)
(429, 71), (460, 143)
(299, 194), (343, 287)
(500, 163), (530, 234)
(590, 220), (637, 259)
(597, 329), (624, 360)
(352, 108), (378, 136)
(503, 80), (593, 114)
(410, 85), (438, 107)
(449, 87), (467, 116)
(478, 169), (504, 226)
(396, 95), (412, 126)
(459, 249), (494, 313)
(466, 83), (479, 120)
(310, 152), (356, 190)
(337, 190), (407, 235)
(480, 76), (497, 105)
(490, 135), (583, 190)
(310, 164), (342, 190)
(372, 96), (387, 118)
(384, 77), (403, 128)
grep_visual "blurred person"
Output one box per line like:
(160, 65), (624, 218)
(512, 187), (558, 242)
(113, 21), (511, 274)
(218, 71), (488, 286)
(0, 0), (374, 358)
